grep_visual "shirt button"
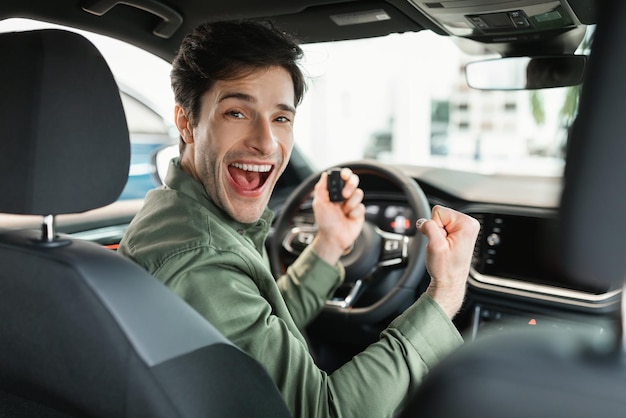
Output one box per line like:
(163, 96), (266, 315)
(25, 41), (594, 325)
(237, 229), (245, 235)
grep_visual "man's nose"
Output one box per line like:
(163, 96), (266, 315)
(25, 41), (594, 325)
(247, 117), (278, 155)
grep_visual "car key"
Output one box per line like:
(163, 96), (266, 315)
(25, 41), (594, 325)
(326, 168), (344, 202)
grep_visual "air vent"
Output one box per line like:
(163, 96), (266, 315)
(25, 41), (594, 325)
(471, 213), (486, 269)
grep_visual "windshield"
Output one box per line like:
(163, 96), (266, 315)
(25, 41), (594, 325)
(296, 31), (588, 176)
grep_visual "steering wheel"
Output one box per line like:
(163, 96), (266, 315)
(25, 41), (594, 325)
(269, 160), (431, 323)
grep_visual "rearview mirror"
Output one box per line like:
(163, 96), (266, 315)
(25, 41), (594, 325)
(465, 55), (587, 90)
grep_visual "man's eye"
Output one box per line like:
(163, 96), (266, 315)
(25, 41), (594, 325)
(275, 115), (291, 123)
(227, 111), (244, 118)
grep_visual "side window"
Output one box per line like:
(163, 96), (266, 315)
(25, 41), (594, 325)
(119, 90), (177, 200)
(120, 91), (171, 135)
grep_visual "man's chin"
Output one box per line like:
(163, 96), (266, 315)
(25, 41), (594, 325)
(225, 201), (266, 224)
(231, 212), (264, 224)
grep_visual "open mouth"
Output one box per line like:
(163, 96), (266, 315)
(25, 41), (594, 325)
(228, 162), (273, 192)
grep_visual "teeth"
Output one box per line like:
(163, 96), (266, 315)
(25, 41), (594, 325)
(231, 162), (272, 173)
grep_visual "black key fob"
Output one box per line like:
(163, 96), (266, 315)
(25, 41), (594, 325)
(326, 168), (344, 202)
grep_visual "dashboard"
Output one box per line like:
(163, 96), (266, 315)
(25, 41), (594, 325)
(463, 208), (619, 340)
(353, 167), (621, 340)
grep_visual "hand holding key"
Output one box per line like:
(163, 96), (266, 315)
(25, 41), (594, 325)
(311, 167), (365, 266)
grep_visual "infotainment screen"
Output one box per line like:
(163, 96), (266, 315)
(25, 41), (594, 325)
(471, 213), (609, 294)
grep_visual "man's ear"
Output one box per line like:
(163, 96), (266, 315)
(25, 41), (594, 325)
(174, 105), (194, 144)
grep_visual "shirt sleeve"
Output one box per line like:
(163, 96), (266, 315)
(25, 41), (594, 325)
(275, 244), (345, 329)
(161, 249), (463, 418)
(329, 294), (464, 417)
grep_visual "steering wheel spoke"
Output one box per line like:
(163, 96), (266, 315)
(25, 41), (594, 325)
(326, 279), (363, 309)
(377, 228), (410, 267)
(282, 225), (317, 255)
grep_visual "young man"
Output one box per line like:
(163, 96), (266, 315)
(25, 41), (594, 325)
(119, 20), (479, 417)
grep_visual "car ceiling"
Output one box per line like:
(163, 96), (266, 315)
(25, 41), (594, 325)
(1, 0), (596, 61)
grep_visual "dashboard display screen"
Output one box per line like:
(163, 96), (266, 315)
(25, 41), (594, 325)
(472, 213), (609, 294)
(365, 203), (416, 235)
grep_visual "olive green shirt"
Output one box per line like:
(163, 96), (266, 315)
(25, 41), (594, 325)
(118, 158), (463, 418)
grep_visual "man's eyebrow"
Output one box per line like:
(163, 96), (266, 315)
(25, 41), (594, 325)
(218, 92), (255, 104)
(219, 92), (296, 114)
(277, 103), (297, 114)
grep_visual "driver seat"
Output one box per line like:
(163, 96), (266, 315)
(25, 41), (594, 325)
(399, 1), (626, 417)
(0, 29), (291, 417)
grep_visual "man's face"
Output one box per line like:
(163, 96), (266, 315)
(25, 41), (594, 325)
(177, 66), (296, 223)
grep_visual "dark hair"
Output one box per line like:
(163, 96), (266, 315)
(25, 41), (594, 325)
(171, 20), (306, 142)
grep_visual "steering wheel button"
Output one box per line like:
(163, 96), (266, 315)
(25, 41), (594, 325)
(298, 233), (314, 245)
(384, 240), (400, 252)
(487, 233), (500, 246)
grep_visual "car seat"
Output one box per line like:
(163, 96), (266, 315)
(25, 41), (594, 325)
(0, 29), (292, 418)
(398, 1), (626, 417)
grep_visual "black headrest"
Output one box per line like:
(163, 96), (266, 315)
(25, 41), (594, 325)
(560, 0), (626, 289)
(0, 29), (130, 216)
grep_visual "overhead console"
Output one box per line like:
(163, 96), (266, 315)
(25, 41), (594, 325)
(405, 0), (592, 54)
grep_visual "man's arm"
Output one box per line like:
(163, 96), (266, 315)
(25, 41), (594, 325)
(275, 168), (363, 326)
(311, 168), (365, 265)
(275, 244), (344, 328)
(159, 202), (479, 418)
(169, 258), (462, 418)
